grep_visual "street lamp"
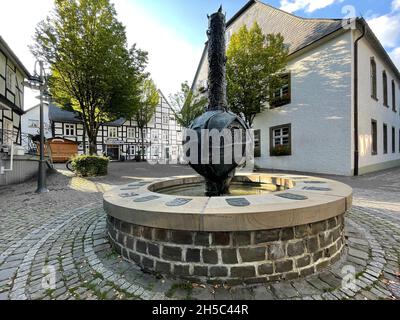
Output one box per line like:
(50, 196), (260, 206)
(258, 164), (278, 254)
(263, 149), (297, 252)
(24, 60), (49, 194)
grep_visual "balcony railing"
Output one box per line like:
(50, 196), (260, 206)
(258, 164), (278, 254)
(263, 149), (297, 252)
(0, 129), (44, 156)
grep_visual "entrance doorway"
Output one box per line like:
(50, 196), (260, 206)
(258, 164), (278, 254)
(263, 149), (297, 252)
(106, 145), (120, 160)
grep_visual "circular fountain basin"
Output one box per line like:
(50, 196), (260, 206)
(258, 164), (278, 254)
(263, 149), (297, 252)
(104, 173), (352, 285)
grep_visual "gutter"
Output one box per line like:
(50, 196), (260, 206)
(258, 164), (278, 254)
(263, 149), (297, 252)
(353, 20), (366, 176)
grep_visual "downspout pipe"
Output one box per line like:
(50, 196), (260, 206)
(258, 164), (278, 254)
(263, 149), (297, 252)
(353, 20), (366, 176)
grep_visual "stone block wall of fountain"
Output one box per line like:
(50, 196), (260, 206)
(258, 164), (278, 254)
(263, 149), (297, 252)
(103, 174), (352, 284)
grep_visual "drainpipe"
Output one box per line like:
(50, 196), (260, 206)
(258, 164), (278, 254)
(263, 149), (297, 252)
(353, 21), (366, 176)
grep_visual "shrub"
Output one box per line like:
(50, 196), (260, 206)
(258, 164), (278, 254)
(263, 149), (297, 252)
(70, 155), (109, 177)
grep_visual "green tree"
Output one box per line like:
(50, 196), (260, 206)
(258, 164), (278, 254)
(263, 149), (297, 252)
(227, 22), (288, 127)
(134, 79), (160, 161)
(31, 0), (147, 154)
(170, 82), (207, 128)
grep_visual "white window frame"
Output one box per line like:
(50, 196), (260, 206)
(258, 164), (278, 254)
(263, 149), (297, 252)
(162, 115), (169, 124)
(127, 127), (135, 139)
(151, 129), (159, 141)
(64, 123), (76, 137)
(272, 126), (290, 147)
(108, 127), (117, 138)
(273, 84), (289, 100)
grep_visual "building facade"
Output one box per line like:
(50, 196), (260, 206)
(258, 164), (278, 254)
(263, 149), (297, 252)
(0, 36), (30, 148)
(192, 0), (400, 176)
(21, 103), (52, 140)
(49, 91), (183, 163)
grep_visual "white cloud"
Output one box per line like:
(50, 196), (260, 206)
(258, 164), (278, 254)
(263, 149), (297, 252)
(0, 0), (202, 109)
(0, 0), (54, 109)
(279, 0), (340, 13)
(368, 14), (400, 48)
(390, 47), (400, 69)
(113, 0), (203, 98)
(392, 0), (400, 11)
(367, 0), (400, 49)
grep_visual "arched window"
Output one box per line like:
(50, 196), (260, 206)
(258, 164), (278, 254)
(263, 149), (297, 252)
(383, 71), (388, 106)
(370, 58), (377, 99)
(392, 80), (396, 112)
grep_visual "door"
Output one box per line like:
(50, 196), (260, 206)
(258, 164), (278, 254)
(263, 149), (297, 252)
(165, 147), (170, 161)
(129, 145), (135, 160)
(106, 146), (120, 160)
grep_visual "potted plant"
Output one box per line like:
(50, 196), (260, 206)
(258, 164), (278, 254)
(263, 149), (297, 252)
(270, 144), (291, 157)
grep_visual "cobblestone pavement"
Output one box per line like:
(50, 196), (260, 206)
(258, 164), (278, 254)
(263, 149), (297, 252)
(0, 162), (399, 300)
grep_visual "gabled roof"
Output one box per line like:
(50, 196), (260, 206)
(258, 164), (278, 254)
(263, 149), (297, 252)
(192, 0), (400, 87)
(48, 104), (82, 124)
(228, 0), (343, 55)
(49, 104), (126, 126)
(48, 88), (172, 126)
(192, 0), (344, 88)
(0, 36), (31, 78)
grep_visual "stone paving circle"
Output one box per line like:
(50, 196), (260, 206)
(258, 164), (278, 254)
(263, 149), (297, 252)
(0, 162), (399, 300)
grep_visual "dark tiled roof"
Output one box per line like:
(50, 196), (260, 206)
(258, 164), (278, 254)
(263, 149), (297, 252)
(49, 104), (126, 126)
(192, 0), (345, 87)
(227, 1), (343, 55)
(48, 88), (171, 126)
(48, 104), (82, 123)
(105, 118), (125, 126)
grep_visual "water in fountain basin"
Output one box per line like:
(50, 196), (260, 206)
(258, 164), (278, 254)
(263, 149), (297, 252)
(157, 182), (286, 197)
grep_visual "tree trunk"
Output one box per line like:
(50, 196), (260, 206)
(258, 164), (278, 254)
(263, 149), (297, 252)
(89, 138), (97, 155)
(88, 127), (98, 156)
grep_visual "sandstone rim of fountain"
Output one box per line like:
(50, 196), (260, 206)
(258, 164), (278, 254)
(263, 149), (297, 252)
(103, 173), (352, 232)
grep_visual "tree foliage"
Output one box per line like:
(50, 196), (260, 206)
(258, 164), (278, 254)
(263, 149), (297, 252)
(31, 0), (147, 154)
(134, 78), (160, 160)
(226, 22), (288, 127)
(170, 82), (207, 128)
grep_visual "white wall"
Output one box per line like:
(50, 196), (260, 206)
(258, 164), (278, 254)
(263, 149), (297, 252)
(254, 32), (353, 175)
(21, 104), (51, 138)
(356, 34), (400, 173)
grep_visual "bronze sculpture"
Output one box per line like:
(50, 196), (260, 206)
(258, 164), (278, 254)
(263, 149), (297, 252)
(188, 7), (249, 196)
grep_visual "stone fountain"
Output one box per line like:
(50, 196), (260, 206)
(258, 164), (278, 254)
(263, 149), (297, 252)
(103, 8), (353, 285)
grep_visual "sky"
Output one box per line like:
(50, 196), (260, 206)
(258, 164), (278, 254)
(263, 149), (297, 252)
(0, 0), (399, 109)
